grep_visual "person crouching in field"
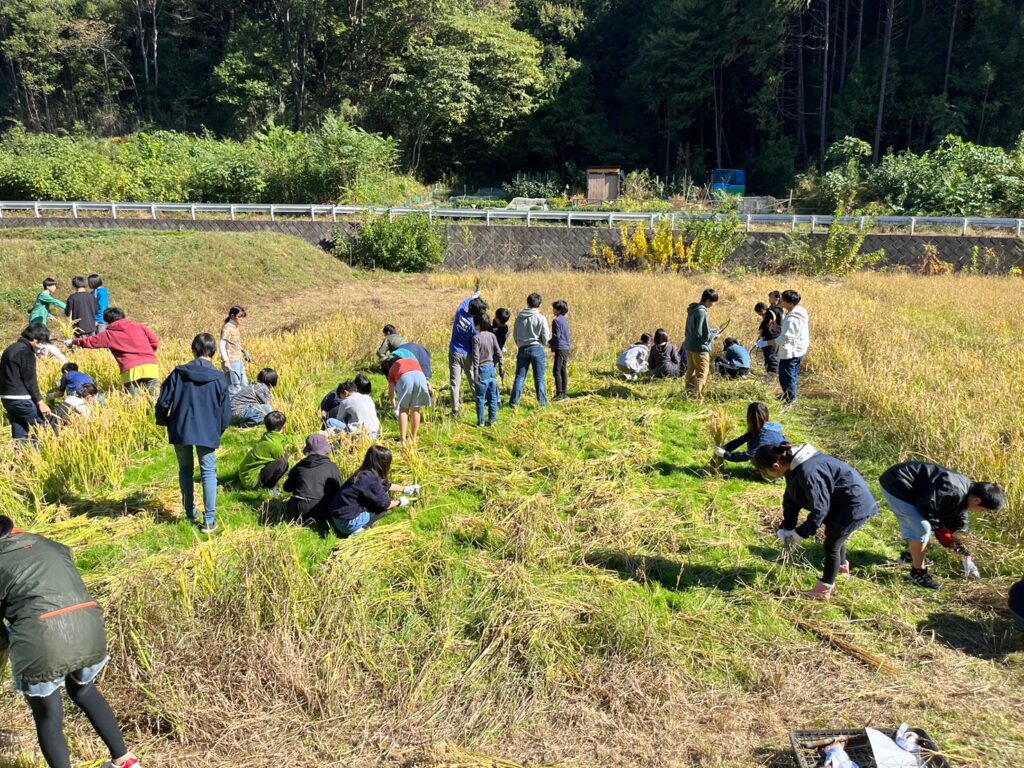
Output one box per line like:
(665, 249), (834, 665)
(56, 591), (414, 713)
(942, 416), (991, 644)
(0, 515), (142, 768)
(879, 461), (1005, 590)
(714, 402), (787, 467)
(471, 314), (502, 427)
(325, 379), (381, 439)
(376, 324), (408, 374)
(155, 333), (232, 534)
(284, 434), (342, 525)
(617, 333), (652, 380)
(70, 308), (160, 396)
(713, 338), (751, 379)
(238, 410), (289, 491)
(326, 446), (421, 536)
(648, 328), (684, 378)
(54, 383), (99, 423)
(754, 443), (879, 600)
(230, 367), (278, 427)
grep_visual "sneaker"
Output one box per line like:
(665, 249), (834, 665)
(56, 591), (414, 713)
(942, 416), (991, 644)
(800, 581), (834, 601)
(907, 568), (941, 590)
(110, 754), (141, 768)
(553, 394), (568, 402)
(199, 522), (217, 534)
(899, 551), (934, 567)
(839, 561), (851, 578)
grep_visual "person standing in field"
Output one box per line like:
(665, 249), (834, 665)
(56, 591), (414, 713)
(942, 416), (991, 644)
(64, 276), (98, 338)
(28, 279), (66, 328)
(1, 325), (54, 440)
(471, 314), (502, 426)
(155, 333), (232, 533)
(220, 306), (250, 397)
(88, 275), (110, 334)
(763, 289), (810, 403)
(879, 461), (1005, 590)
(550, 300), (571, 402)
(69, 308), (160, 396)
(448, 291), (488, 415)
(0, 515), (142, 768)
(754, 443), (879, 601)
(509, 293), (551, 408)
(754, 299), (782, 373)
(684, 288), (718, 396)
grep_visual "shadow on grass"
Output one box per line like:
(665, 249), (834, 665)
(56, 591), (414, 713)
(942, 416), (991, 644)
(585, 549), (757, 592)
(746, 544), (893, 571)
(654, 460), (714, 478)
(60, 489), (179, 522)
(918, 611), (1024, 660)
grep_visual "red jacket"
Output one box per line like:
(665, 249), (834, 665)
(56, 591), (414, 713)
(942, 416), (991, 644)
(72, 318), (159, 373)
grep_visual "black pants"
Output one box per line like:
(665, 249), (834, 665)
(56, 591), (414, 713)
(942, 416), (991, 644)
(713, 359), (749, 379)
(761, 343), (779, 373)
(258, 456), (290, 489)
(822, 533), (850, 585)
(26, 678), (127, 768)
(553, 350), (569, 397)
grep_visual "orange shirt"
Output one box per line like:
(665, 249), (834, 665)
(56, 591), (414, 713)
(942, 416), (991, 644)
(388, 357), (423, 384)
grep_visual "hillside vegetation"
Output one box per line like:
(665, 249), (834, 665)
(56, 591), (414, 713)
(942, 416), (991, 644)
(0, 246), (1022, 767)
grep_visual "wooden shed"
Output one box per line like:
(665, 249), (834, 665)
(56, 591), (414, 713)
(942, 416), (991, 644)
(587, 167), (621, 203)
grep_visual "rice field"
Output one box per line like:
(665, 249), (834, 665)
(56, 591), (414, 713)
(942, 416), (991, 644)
(1, 262), (1023, 768)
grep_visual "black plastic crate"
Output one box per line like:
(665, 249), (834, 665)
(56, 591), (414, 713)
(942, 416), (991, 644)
(789, 727), (952, 768)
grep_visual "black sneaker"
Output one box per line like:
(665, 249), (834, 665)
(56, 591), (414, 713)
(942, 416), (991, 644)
(907, 568), (940, 590)
(899, 551), (934, 567)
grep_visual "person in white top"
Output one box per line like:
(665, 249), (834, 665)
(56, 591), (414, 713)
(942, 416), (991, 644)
(762, 289), (810, 402)
(616, 334), (653, 380)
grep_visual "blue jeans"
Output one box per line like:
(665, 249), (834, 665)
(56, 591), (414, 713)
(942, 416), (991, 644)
(174, 444), (218, 527)
(474, 364), (499, 425)
(325, 419), (379, 439)
(332, 510), (371, 536)
(881, 489), (932, 543)
(510, 345), (547, 407)
(778, 356), (803, 402)
(236, 404), (272, 428)
(2, 399), (44, 440)
(226, 362), (248, 398)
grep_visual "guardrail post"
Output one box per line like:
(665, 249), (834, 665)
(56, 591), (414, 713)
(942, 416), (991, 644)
(910, 217), (916, 236)
(670, 213), (676, 230)
(962, 217), (968, 236)
(230, 205), (236, 221)
(72, 203), (78, 219)
(111, 204), (117, 220)
(811, 216), (817, 234)
(1017, 219), (1023, 239)
(745, 214), (751, 233)
(311, 207), (316, 222)
(190, 204), (196, 221)
(790, 216), (796, 232)
(150, 203), (157, 220)
(428, 209), (434, 224)
(486, 210), (492, 226)
(608, 212), (614, 229)
(270, 205), (275, 222)
(388, 209), (394, 223)
(859, 216), (865, 229)
(526, 211), (532, 227)
(649, 213), (656, 229)
(33, 202), (40, 219)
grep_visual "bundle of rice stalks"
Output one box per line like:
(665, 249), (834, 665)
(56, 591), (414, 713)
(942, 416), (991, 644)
(706, 407), (729, 474)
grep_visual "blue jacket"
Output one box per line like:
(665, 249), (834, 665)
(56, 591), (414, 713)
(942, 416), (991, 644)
(397, 343), (433, 379)
(93, 287), (110, 325)
(551, 315), (571, 351)
(59, 370), (95, 396)
(155, 359), (232, 449)
(450, 295), (478, 356)
(782, 445), (878, 539)
(723, 422), (786, 462)
(722, 342), (751, 369)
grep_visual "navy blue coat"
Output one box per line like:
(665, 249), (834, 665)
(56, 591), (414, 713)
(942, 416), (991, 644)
(155, 359), (232, 449)
(723, 422), (786, 462)
(397, 343), (433, 380)
(782, 446), (879, 539)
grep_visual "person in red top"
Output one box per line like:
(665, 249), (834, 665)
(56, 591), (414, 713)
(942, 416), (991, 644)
(387, 356), (431, 443)
(67, 308), (160, 396)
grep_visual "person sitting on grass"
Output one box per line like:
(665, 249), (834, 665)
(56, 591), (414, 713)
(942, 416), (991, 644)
(231, 367), (278, 427)
(326, 445), (421, 537)
(389, 354), (431, 443)
(325, 379), (380, 439)
(284, 434), (343, 525)
(471, 313), (502, 427)
(238, 410), (290, 491)
(648, 328), (683, 379)
(54, 383), (100, 422)
(713, 338), (751, 379)
(714, 402), (787, 465)
(617, 333), (652, 380)
(879, 461), (1005, 590)
(54, 363), (95, 399)
(155, 333), (232, 533)
(754, 443), (879, 601)
(0, 515), (143, 768)
(28, 278), (66, 327)
(376, 324), (408, 374)
(70, 308), (160, 396)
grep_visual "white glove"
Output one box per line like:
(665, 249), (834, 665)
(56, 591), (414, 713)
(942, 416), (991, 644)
(397, 496), (411, 508)
(961, 555), (980, 579)
(405, 484), (422, 496)
(754, 340), (769, 349)
(63, 339), (74, 348)
(713, 446), (727, 458)
(777, 529), (803, 551)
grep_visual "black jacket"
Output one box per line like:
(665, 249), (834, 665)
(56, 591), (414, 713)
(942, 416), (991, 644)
(65, 292), (98, 336)
(328, 471), (391, 522)
(0, 339), (42, 402)
(648, 343), (682, 378)
(782, 445), (879, 538)
(880, 461), (972, 532)
(759, 306), (783, 340)
(284, 454), (342, 522)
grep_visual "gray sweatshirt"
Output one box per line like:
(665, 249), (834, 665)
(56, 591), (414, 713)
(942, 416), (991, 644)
(471, 331), (503, 380)
(513, 308), (551, 349)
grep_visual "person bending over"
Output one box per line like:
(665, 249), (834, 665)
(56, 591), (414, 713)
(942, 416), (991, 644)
(715, 402), (787, 465)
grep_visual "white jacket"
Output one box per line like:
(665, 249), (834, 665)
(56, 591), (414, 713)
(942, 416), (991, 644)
(617, 344), (650, 373)
(778, 305), (810, 360)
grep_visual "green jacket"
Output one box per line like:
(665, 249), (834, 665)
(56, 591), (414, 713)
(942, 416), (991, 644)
(238, 430), (287, 489)
(0, 532), (106, 685)
(684, 302), (713, 354)
(28, 292), (66, 326)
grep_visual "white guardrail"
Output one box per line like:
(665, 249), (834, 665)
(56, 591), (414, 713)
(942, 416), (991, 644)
(1, 201), (1023, 236)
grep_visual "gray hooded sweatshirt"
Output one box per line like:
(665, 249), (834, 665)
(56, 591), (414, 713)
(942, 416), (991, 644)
(513, 308), (551, 349)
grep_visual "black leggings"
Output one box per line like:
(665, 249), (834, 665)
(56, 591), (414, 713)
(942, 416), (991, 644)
(553, 350), (569, 396)
(822, 533), (850, 586)
(26, 678), (127, 768)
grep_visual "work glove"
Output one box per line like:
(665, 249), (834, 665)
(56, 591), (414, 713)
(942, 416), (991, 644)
(63, 339), (74, 348)
(404, 484), (422, 496)
(777, 529), (804, 551)
(961, 555), (980, 579)
(397, 496), (412, 508)
(713, 446), (727, 458)
(754, 340), (769, 349)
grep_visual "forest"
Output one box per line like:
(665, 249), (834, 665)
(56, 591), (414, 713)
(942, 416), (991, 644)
(1, 0), (1023, 194)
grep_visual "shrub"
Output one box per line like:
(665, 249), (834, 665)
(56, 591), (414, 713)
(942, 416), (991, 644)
(503, 172), (562, 199)
(352, 214), (447, 272)
(766, 204), (883, 275)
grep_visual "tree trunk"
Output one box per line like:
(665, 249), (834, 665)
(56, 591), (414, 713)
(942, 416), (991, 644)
(713, 68), (722, 168)
(150, 0), (159, 93)
(855, 0), (864, 68)
(840, 0), (850, 90)
(820, 0), (830, 169)
(873, 0), (896, 163)
(942, 0), (960, 96)
(797, 11), (808, 162)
